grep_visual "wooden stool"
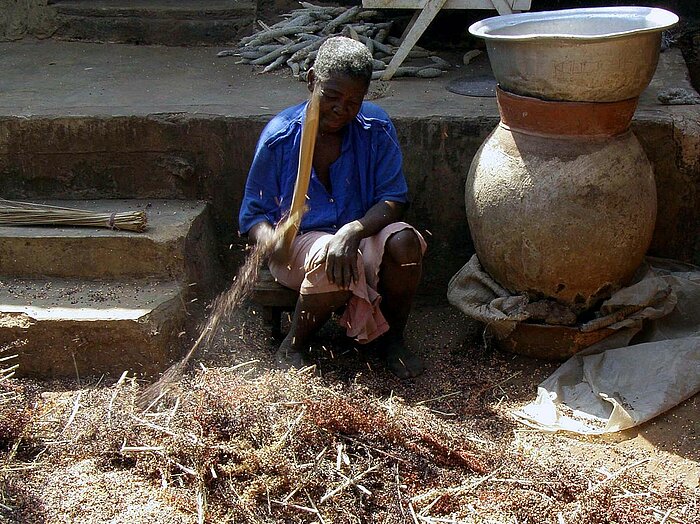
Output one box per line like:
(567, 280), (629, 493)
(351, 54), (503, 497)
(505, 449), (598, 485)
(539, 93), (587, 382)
(251, 268), (299, 339)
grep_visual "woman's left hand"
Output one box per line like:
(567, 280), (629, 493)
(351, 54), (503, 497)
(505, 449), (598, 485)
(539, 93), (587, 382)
(309, 222), (363, 289)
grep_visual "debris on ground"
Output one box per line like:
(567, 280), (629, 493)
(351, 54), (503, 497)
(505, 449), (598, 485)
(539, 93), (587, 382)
(0, 307), (697, 523)
(658, 86), (700, 104)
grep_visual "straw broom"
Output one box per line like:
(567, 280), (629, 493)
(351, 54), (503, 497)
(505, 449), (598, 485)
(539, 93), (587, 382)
(0, 199), (147, 232)
(138, 90), (321, 409)
(136, 213), (299, 410)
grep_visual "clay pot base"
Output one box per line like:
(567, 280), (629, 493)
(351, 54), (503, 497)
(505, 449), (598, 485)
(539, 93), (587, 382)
(488, 322), (616, 361)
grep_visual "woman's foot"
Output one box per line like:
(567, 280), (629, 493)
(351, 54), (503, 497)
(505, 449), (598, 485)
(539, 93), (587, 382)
(381, 337), (424, 379)
(274, 337), (311, 370)
(274, 290), (350, 371)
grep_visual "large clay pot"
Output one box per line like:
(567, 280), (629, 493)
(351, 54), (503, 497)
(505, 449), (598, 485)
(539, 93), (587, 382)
(466, 89), (657, 312)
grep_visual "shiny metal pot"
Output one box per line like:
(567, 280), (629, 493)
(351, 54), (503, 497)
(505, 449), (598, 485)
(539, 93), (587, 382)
(469, 7), (678, 102)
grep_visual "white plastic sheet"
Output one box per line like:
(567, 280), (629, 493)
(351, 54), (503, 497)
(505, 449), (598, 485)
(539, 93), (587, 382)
(447, 256), (700, 434)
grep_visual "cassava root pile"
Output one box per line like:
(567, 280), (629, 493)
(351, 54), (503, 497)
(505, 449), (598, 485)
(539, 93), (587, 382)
(218, 1), (452, 80)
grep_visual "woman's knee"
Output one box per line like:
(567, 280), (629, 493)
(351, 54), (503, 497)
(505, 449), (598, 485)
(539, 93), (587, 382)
(385, 229), (423, 266)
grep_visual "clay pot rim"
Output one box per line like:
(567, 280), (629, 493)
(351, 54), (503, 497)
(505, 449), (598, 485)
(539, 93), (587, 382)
(496, 86), (639, 138)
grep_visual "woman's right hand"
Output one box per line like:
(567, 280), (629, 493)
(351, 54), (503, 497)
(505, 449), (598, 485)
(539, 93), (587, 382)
(249, 221), (289, 264)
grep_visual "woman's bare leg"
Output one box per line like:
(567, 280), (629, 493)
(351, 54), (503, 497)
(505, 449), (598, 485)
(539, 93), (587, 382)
(276, 290), (352, 368)
(377, 229), (425, 378)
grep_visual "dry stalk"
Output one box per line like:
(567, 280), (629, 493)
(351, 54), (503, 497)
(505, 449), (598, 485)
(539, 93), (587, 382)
(489, 478), (556, 486)
(166, 396), (181, 426)
(61, 392), (81, 433)
(649, 507), (687, 524)
(408, 502), (420, 524)
(271, 499), (318, 514)
(0, 364), (18, 384)
(336, 470), (372, 496)
(231, 359), (259, 371)
(659, 508), (673, 524)
(427, 408), (457, 417)
(196, 480), (206, 524)
(320, 463), (380, 503)
(412, 465), (505, 509)
(381, 390), (396, 416)
(0, 343), (21, 388)
(106, 370), (129, 423)
(120, 444), (165, 453)
(171, 460), (197, 476)
(336, 442), (344, 470)
(0, 463), (38, 473)
(305, 489), (326, 524)
(415, 391), (461, 406)
(283, 486), (301, 503)
(338, 433), (406, 463)
(277, 406), (307, 447)
(130, 416), (178, 438)
(589, 458), (650, 492)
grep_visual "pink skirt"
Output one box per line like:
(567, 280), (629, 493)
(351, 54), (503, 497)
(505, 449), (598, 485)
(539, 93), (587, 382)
(269, 222), (427, 344)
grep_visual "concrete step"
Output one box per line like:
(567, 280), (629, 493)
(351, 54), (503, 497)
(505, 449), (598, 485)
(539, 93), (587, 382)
(0, 277), (188, 378)
(0, 199), (222, 286)
(50, 0), (256, 46)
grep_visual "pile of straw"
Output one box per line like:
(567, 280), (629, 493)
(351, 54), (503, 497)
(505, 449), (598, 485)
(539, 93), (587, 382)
(0, 199), (147, 232)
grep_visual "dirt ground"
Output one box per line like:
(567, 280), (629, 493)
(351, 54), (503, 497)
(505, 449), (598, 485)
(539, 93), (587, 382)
(0, 3), (698, 523)
(0, 297), (697, 523)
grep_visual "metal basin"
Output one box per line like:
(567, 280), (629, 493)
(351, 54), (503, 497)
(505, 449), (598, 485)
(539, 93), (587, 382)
(469, 7), (679, 102)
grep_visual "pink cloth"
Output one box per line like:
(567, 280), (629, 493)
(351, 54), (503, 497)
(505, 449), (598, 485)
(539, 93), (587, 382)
(269, 222), (427, 344)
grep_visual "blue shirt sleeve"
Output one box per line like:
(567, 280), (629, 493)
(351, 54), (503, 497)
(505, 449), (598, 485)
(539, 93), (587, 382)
(372, 117), (408, 205)
(238, 136), (282, 235)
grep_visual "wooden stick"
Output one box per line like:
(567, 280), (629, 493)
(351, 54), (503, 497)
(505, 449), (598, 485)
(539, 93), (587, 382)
(283, 89), (320, 251)
(415, 391), (460, 406)
(589, 458), (650, 492)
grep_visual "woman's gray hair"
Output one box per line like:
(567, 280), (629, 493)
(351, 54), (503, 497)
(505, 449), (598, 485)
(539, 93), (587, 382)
(313, 36), (373, 84)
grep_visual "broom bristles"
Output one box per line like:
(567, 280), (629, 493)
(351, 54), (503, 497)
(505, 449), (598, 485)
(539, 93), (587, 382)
(0, 199), (147, 232)
(137, 211), (303, 410)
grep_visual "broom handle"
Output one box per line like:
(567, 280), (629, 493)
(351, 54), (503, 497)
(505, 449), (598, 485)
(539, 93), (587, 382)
(283, 89), (321, 252)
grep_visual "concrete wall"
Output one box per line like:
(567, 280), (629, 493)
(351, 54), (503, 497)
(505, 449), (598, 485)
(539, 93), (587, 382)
(1, 114), (698, 294)
(0, 0), (57, 41)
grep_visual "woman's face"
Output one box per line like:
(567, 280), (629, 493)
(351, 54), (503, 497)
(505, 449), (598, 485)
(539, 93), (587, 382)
(310, 71), (368, 135)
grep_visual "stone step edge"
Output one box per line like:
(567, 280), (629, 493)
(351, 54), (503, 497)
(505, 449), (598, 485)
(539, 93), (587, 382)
(52, 1), (256, 19)
(0, 277), (187, 322)
(0, 276), (194, 378)
(0, 199), (223, 284)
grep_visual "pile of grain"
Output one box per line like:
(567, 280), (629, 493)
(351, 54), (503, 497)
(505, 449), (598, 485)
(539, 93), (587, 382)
(2, 357), (697, 523)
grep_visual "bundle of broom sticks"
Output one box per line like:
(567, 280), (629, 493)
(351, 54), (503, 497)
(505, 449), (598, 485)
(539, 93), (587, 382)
(0, 199), (147, 232)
